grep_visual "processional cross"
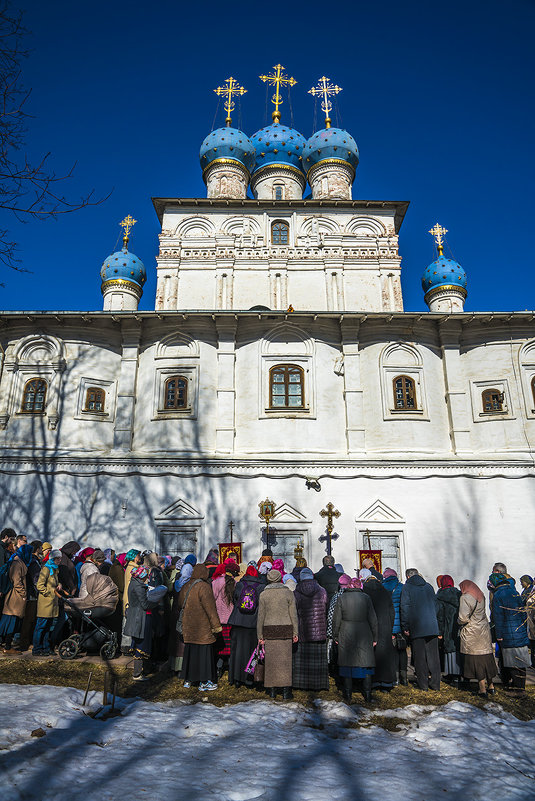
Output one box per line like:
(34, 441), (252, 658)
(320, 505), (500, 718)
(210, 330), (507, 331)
(319, 502), (341, 556)
(214, 76), (247, 127)
(228, 520), (235, 544)
(429, 222), (447, 256)
(259, 64), (297, 124)
(308, 76), (342, 129)
(120, 215), (137, 248)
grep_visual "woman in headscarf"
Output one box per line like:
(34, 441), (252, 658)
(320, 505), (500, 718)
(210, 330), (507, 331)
(382, 568), (407, 686)
(282, 573), (297, 591)
(143, 552), (168, 663)
(292, 567), (329, 692)
(257, 568), (298, 700)
(435, 575), (462, 686)
(361, 568), (396, 690)
(228, 564), (265, 688)
(123, 565), (160, 681)
(332, 572), (378, 703)
(168, 561), (193, 675)
(458, 579), (497, 697)
(0, 544), (32, 653)
(271, 558), (285, 577)
(121, 548), (142, 655)
(179, 564), (222, 690)
(489, 573), (529, 694)
(521, 576), (535, 667)
(212, 561), (239, 680)
(33, 549), (62, 656)
(258, 561), (272, 585)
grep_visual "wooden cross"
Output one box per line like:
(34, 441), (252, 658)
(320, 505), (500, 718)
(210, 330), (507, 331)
(214, 76), (247, 127)
(319, 502), (341, 556)
(259, 64), (297, 123)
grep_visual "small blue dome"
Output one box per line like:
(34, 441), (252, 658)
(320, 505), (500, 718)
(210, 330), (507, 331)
(200, 127), (255, 175)
(250, 123), (306, 175)
(303, 127), (359, 176)
(100, 246), (146, 288)
(422, 255), (467, 295)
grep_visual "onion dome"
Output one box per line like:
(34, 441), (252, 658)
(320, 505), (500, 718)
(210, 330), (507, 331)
(422, 255), (467, 295)
(100, 245), (146, 289)
(250, 123), (306, 176)
(200, 127), (255, 177)
(303, 127), (359, 177)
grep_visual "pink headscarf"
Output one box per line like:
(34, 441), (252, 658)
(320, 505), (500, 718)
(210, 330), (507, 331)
(459, 580), (484, 603)
(116, 553), (127, 568)
(383, 568), (398, 579)
(272, 558), (285, 576)
(338, 573), (352, 587)
(350, 577), (363, 589)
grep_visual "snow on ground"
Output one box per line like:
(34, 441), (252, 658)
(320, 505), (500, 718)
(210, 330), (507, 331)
(0, 685), (534, 801)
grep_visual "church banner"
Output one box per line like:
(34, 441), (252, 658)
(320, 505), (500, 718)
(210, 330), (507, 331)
(358, 549), (382, 574)
(218, 542), (243, 564)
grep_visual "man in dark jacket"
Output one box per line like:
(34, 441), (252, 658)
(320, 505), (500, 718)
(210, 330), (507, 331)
(0, 529), (15, 567)
(401, 568), (441, 691)
(314, 556), (341, 606)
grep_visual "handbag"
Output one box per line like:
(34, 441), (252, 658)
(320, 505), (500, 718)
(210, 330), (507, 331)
(176, 579), (201, 636)
(245, 643), (265, 676)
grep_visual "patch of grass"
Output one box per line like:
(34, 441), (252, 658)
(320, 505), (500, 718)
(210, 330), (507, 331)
(0, 658), (534, 721)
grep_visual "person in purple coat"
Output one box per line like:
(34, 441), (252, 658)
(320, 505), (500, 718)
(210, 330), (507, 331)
(292, 568), (329, 691)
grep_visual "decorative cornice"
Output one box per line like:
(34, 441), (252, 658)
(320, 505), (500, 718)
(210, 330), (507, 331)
(101, 279), (143, 298)
(202, 158), (250, 183)
(250, 163), (306, 186)
(307, 158), (355, 181)
(424, 284), (468, 304)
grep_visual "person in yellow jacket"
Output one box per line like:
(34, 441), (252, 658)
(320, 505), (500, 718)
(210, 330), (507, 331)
(33, 549), (62, 656)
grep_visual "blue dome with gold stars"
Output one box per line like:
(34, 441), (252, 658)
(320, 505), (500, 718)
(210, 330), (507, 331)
(422, 255), (467, 295)
(303, 127), (359, 176)
(250, 123), (306, 175)
(101, 246), (146, 288)
(200, 127), (255, 176)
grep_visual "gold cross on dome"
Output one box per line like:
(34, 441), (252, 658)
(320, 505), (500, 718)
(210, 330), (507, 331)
(214, 76), (247, 127)
(120, 215), (137, 247)
(308, 76), (342, 129)
(429, 222), (448, 255)
(259, 64), (297, 123)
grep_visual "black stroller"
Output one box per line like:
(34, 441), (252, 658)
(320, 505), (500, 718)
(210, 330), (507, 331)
(58, 597), (118, 660)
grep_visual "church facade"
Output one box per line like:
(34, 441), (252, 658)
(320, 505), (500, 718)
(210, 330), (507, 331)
(0, 72), (533, 587)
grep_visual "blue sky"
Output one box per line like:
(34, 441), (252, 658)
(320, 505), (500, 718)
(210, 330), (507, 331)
(2, 0), (534, 312)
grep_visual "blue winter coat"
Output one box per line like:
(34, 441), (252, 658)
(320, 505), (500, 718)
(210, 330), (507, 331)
(383, 576), (403, 633)
(400, 575), (439, 638)
(491, 584), (528, 648)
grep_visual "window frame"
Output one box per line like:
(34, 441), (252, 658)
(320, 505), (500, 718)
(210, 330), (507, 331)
(269, 363), (305, 410)
(469, 378), (514, 422)
(163, 375), (188, 411)
(392, 374), (417, 411)
(153, 365), (198, 421)
(481, 387), (504, 414)
(84, 386), (106, 414)
(20, 377), (47, 414)
(271, 220), (289, 245)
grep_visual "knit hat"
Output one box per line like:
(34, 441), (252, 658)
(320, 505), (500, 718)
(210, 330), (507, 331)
(42, 542), (52, 551)
(267, 569), (282, 583)
(383, 568), (398, 579)
(261, 548), (273, 557)
(92, 549), (106, 564)
(359, 568), (372, 581)
(338, 573), (352, 587)
(299, 568), (314, 581)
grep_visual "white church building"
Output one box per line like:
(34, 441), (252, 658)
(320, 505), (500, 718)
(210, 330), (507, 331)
(0, 71), (533, 588)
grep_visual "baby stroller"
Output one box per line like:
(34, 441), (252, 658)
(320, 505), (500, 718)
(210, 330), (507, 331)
(58, 572), (119, 661)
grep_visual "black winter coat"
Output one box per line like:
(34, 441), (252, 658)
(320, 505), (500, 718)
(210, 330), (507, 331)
(400, 575), (439, 638)
(362, 578), (396, 683)
(314, 566), (341, 604)
(435, 587), (461, 653)
(332, 588), (378, 668)
(294, 579), (327, 641)
(227, 575), (265, 628)
(123, 576), (158, 639)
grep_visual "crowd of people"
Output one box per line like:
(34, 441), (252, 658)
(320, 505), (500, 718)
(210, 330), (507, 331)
(0, 527), (533, 702)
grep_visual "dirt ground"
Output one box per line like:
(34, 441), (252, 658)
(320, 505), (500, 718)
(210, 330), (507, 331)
(1, 656), (534, 724)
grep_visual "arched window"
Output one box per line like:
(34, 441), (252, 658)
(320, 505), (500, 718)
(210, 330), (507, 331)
(274, 186), (283, 201)
(531, 376), (535, 408)
(393, 375), (417, 410)
(269, 364), (304, 408)
(21, 378), (47, 413)
(271, 220), (289, 245)
(84, 387), (106, 412)
(164, 375), (188, 409)
(482, 388), (503, 413)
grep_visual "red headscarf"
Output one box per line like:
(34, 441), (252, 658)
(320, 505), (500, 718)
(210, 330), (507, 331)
(440, 575), (454, 589)
(436, 575), (444, 588)
(75, 547), (95, 564)
(245, 565), (258, 577)
(459, 580), (484, 603)
(212, 564), (226, 579)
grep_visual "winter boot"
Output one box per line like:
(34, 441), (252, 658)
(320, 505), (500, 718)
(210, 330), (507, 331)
(282, 687), (293, 701)
(267, 687), (277, 699)
(342, 676), (352, 704)
(362, 675), (373, 703)
(399, 670), (408, 686)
